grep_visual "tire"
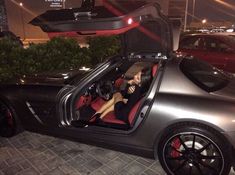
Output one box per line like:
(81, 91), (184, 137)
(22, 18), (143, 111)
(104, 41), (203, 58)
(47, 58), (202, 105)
(0, 101), (20, 137)
(157, 123), (231, 175)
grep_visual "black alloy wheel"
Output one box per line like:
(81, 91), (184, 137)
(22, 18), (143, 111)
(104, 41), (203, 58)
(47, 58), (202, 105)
(0, 101), (16, 137)
(158, 124), (231, 175)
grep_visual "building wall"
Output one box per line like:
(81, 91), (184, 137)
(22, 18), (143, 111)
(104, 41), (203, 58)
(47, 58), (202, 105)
(0, 0), (8, 31)
(168, 0), (186, 17)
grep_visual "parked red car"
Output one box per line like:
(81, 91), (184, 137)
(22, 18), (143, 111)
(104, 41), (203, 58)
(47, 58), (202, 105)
(178, 33), (235, 73)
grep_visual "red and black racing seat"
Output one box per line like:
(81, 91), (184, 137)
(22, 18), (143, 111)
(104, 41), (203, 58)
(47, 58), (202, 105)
(75, 95), (92, 109)
(152, 64), (158, 77)
(101, 99), (141, 128)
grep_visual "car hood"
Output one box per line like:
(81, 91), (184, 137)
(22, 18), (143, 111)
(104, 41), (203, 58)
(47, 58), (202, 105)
(212, 78), (235, 100)
(12, 68), (91, 86)
(30, 2), (173, 56)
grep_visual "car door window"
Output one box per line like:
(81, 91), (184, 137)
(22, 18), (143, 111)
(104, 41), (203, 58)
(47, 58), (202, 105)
(205, 38), (231, 53)
(205, 38), (218, 52)
(180, 37), (203, 50)
(218, 42), (232, 53)
(180, 58), (230, 92)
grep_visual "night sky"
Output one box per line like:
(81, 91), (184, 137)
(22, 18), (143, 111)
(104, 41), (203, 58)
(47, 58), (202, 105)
(194, 0), (235, 22)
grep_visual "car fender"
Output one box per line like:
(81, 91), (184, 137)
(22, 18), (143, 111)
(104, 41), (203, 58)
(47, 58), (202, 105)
(0, 94), (24, 133)
(143, 93), (235, 157)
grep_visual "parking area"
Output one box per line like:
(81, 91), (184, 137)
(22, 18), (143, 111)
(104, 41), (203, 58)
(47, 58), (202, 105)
(0, 131), (166, 175)
(1, 131), (235, 175)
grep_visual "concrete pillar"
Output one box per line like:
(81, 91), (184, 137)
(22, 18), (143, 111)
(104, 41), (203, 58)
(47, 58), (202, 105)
(0, 0), (8, 31)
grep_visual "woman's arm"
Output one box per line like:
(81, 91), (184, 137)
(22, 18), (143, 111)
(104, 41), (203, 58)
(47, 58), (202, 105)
(124, 85), (141, 110)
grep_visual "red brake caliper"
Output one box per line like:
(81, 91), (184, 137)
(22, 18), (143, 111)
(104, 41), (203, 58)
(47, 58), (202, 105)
(171, 138), (181, 158)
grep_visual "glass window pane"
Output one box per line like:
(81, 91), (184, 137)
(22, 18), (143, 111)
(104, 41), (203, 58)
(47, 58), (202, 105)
(180, 58), (230, 92)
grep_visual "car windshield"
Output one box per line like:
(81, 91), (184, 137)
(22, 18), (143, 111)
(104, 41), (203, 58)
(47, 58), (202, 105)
(65, 62), (103, 85)
(180, 58), (230, 92)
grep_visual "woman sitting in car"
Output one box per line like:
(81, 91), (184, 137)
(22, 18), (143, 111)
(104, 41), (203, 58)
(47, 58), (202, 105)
(93, 67), (153, 124)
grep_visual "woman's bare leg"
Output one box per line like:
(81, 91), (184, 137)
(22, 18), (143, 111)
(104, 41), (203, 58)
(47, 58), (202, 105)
(97, 92), (123, 113)
(95, 92), (124, 119)
(114, 92), (123, 103)
(95, 97), (114, 114)
(100, 92), (124, 119)
(100, 105), (114, 119)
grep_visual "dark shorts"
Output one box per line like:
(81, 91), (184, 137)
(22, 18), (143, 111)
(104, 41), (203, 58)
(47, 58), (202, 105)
(114, 101), (129, 123)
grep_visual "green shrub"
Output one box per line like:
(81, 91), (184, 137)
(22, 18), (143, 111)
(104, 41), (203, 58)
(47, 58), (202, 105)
(0, 37), (23, 82)
(25, 37), (91, 72)
(87, 35), (121, 65)
(0, 36), (120, 83)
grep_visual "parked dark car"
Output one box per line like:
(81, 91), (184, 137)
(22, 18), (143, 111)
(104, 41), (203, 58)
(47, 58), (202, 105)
(1, 2), (235, 175)
(178, 33), (235, 73)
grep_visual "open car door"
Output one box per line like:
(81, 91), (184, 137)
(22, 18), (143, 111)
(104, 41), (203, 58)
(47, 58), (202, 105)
(30, 1), (173, 56)
(31, 1), (173, 127)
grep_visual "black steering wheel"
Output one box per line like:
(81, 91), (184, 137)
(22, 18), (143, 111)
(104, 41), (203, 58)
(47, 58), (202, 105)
(96, 81), (114, 101)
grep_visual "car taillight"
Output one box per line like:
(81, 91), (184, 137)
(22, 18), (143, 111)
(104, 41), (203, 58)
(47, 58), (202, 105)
(127, 18), (133, 25)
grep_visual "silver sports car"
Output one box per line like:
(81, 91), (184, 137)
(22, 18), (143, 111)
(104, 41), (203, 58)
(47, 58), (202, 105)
(1, 1), (235, 175)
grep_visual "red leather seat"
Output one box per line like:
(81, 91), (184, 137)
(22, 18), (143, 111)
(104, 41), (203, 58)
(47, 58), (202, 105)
(75, 96), (105, 111)
(152, 64), (158, 77)
(75, 95), (92, 109)
(102, 111), (125, 124)
(90, 98), (106, 111)
(102, 99), (141, 125)
(114, 77), (124, 88)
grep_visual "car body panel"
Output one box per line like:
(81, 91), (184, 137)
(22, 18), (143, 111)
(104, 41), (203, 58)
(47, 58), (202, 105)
(1, 57), (235, 157)
(159, 58), (208, 95)
(11, 68), (91, 86)
(150, 58), (235, 154)
(0, 84), (62, 128)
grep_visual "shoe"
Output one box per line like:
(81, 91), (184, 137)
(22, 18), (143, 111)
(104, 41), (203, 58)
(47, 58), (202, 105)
(96, 117), (105, 125)
(91, 113), (100, 121)
(94, 113), (105, 124)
